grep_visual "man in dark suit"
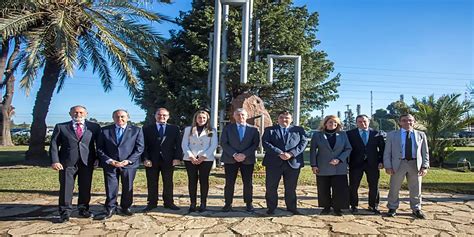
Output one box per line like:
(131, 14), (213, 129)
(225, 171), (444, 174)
(347, 114), (385, 214)
(262, 111), (308, 215)
(142, 108), (182, 211)
(95, 109), (144, 220)
(50, 105), (101, 223)
(220, 108), (260, 212)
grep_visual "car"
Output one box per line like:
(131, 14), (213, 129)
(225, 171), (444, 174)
(458, 131), (474, 138)
(46, 128), (54, 136)
(12, 129), (30, 136)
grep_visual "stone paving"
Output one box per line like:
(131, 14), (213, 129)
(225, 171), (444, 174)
(0, 185), (473, 236)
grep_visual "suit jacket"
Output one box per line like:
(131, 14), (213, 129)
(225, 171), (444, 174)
(309, 131), (352, 176)
(262, 125), (308, 169)
(143, 123), (183, 167)
(50, 120), (101, 167)
(220, 123), (260, 165)
(97, 124), (144, 169)
(347, 128), (385, 169)
(383, 129), (430, 171)
(181, 126), (218, 161)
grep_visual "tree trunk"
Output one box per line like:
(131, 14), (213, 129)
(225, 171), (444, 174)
(0, 40), (9, 81)
(1, 38), (20, 146)
(25, 58), (60, 160)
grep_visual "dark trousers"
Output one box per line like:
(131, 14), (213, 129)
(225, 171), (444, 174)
(145, 164), (174, 206)
(104, 167), (137, 211)
(224, 163), (254, 205)
(349, 163), (380, 208)
(184, 161), (213, 205)
(58, 161), (93, 215)
(265, 162), (300, 211)
(317, 175), (349, 210)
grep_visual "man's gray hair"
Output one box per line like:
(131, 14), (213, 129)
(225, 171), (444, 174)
(233, 108), (247, 114)
(112, 109), (129, 118)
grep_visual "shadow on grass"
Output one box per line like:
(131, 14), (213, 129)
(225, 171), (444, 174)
(423, 183), (474, 195)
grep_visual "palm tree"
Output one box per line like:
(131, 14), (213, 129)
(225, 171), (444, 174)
(0, 0), (169, 159)
(0, 1), (33, 146)
(412, 93), (474, 167)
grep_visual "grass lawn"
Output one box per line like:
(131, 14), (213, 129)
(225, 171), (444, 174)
(0, 146), (473, 201)
(0, 145), (27, 164)
(445, 146), (474, 164)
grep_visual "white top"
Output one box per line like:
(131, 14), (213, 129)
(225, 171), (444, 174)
(181, 126), (218, 161)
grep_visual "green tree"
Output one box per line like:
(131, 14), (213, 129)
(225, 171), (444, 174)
(136, 0), (340, 126)
(0, 0), (169, 159)
(412, 93), (474, 167)
(372, 108), (397, 131)
(386, 100), (411, 119)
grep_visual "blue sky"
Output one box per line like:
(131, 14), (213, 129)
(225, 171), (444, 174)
(7, 0), (473, 125)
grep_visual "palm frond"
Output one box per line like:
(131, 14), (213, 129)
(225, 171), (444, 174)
(50, 9), (79, 76)
(0, 11), (46, 38)
(19, 26), (48, 94)
(80, 8), (130, 50)
(97, 1), (168, 22)
(56, 68), (68, 93)
(80, 32), (112, 91)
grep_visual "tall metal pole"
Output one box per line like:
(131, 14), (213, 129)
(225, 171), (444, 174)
(219, 5), (229, 128)
(240, 0), (250, 83)
(294, 56), (302, 125)
(255, 19), (260, 61)
(207, 33), (214, 101)
(211, 0), (222, 129)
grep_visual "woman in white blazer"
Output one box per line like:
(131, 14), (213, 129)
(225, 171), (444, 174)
(181, 110), (218, 212)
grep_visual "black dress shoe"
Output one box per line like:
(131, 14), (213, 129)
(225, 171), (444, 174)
(351, 206), (358, 213)
(164, 204), (180, 210)
(320, 207), (331, 215)
(121, 208), (133, 216)
(143, 205), (157, 212)
(387, 209), (397, 217)
(334, 209), (343, 216)
(188, 203), (197, 213)
(58, 214), (70, 223)
(78, 209), (94, 218)
(246, 203), (255, 212)
(412, 210), (426, 219)
(94, 209), (115, 220)
(266, 209), (275, 215)
(287, 209), (301, 215)
(198, 203), (207, 212)
(368, 206), (381, 214)
(222, 204), (232, 212)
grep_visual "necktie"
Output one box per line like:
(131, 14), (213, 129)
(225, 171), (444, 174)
(405, 131), (412, 160)
(238, 124), (244, 141)
(361, 130), (368, 145)
(158, 124), (164, 138)
(283, 128), (288, 142)
(75, 123), (83, 139)
(116, 127), (124, 143)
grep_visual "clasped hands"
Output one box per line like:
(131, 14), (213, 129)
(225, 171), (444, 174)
(110, 160), (130, 168)
(279, 152), (292, 160)
(233, 153), (246, 162)
(143, 159), (181, 167)
(190, 155), (207, 165)
(311, 158), (340, 175)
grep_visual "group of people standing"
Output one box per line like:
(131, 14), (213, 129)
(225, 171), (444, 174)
(50, 105), (429, 224)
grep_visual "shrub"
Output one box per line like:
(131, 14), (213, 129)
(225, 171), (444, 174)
(452, 138), (470, 147)
(12, 135), (29, 145)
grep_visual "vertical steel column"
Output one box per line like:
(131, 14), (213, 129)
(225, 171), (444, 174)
(211, 0), (222, 129)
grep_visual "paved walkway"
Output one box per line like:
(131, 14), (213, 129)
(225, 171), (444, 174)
(0, 185), (473, 236)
